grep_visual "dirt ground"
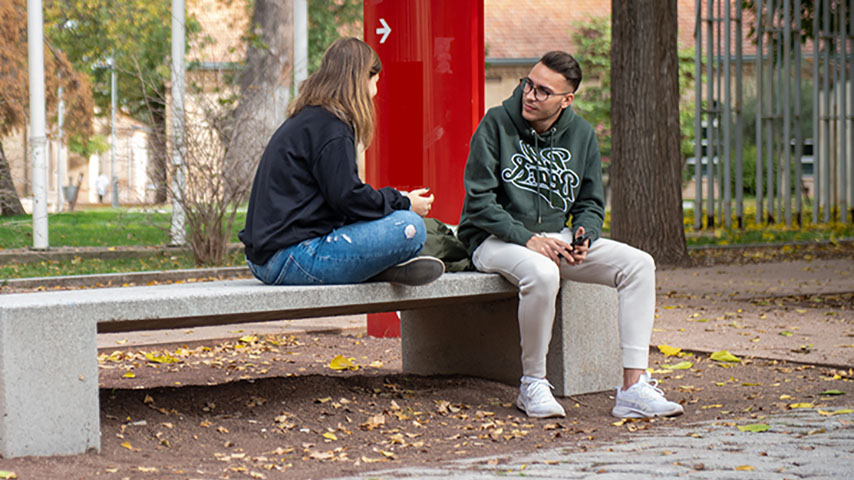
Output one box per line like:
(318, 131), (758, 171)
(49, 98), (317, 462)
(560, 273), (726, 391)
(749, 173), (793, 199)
(0, 333), (851, 479)
(0, 242), (852, 479)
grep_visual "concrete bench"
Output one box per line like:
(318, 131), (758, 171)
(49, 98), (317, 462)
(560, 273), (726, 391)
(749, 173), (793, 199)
(0, 273), (619, 458)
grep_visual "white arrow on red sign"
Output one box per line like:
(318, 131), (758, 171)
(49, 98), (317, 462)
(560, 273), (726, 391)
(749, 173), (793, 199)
(376, 18), (391, 44)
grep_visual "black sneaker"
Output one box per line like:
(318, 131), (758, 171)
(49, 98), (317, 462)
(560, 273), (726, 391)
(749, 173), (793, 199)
(369, 256), (445, 286)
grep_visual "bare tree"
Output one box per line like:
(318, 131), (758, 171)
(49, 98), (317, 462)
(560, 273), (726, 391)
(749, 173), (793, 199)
(610, 0), (690, 266)
(175, 89), (263, 265)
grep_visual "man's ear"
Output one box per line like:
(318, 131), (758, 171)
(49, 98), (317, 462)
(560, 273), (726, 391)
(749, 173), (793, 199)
(561, 92), (574, 109)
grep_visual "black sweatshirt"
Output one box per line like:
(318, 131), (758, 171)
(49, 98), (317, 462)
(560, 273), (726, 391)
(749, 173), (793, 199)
(239, 106), (411, 265)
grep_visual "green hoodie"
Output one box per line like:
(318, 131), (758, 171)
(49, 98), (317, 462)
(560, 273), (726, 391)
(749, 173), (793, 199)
(457, 85), (605, 255)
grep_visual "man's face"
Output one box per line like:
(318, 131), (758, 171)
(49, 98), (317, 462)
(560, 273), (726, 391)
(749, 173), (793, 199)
(521, 62), (575, 131)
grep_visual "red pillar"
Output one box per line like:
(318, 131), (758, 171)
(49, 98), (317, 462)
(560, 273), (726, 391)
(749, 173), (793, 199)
(363, 0), (485, 337)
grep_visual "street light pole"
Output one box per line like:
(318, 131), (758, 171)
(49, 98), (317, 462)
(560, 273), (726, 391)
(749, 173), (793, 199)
(110, 57), (119, 208)
(294, 0), (308, 98)
(169, 0), (186, 245)
(27, 0), (48, 249)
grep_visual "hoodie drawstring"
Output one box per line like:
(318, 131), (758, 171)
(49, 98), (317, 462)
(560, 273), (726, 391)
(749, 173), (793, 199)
(532, 127), (558, 225)
(532, 129), (541, 224)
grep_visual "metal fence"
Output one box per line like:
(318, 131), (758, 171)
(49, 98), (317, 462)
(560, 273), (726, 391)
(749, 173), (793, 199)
(693, 0), (852, 229)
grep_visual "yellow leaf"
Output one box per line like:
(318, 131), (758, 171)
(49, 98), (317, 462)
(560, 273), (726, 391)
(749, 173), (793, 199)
(701, 404), (723, 409)
(322, 432), (338, 441)
(122, 371), (136, 379)
(660, 361), (693, 370)
(120, 441), (134, 450)
(818, 409), (854, 416)
(328, 355), (359, 371)
(657, 345), (682, 356)
(0, 471), (17, 479)
(737, 423), (770, 432)
(144, 352), (178, 364)
(735, 465), (756, 471)
(779, 394), (792, 400)
(788, 402), (813, 409)
(239, 335), (258, 343)
(710, 350), (741, 362)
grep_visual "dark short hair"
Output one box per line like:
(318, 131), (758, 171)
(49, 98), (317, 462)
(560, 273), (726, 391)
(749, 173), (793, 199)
(539, 51), (582, 93)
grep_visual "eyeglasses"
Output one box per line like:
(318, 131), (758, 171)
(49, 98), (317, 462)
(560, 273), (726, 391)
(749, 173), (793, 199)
(519, 77), (573, 102)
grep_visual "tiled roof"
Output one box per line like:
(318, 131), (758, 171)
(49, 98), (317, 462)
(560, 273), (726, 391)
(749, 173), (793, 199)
(485, 0), (738, 59)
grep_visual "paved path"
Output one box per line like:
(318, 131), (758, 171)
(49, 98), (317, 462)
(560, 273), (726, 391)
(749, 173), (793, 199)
(336, 409), (854, 479)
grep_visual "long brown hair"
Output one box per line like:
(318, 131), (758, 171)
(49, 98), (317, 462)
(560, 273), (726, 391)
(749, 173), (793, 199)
(287, 37), (382, 147)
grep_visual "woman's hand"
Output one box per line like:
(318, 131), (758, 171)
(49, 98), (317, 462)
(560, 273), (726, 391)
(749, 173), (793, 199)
(407, 188), (434, 217)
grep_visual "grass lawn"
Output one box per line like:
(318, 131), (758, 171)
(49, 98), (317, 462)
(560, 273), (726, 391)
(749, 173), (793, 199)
(0, 205), (850, 280)
(0, 208), (246, 249)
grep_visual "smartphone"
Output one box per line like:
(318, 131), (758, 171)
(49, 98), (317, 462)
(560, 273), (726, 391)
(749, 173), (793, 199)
(571, 231), (592, 248)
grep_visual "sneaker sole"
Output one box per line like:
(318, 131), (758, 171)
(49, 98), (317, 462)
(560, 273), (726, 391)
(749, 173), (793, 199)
(515, 396), (566, 419)
(371, 256), (445, 286)
(611, 404), (684, 419)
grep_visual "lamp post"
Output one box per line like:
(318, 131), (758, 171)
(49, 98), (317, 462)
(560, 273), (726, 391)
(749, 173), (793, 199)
(169, 0), (186, 245)
(27, 0), (48, 249)
(109, 56), (119, 208)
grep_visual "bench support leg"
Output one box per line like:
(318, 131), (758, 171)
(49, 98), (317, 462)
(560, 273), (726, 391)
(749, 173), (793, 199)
(0, 317), (100, 457)
(401, 280), (622, 397)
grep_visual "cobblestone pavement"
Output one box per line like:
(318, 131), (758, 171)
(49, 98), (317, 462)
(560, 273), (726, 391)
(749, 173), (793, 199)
(336, 408), (854, 479)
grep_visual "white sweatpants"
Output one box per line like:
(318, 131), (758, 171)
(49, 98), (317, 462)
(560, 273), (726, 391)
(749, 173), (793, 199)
(471, 229), (656, 378)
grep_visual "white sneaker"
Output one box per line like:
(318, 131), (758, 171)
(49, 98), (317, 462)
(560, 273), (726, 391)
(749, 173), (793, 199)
(611, 372), (684, 418)
(516, 376), (566, 418)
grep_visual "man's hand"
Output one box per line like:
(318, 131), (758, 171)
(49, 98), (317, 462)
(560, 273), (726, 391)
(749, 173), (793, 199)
(526, 235), (574, 265)
(567, 226), (589, 264)
(407, 188), (434, 217)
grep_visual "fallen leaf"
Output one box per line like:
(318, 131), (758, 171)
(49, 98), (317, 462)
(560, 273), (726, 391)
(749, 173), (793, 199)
(779, 331), (794, 336)
(788, 402), (813, 409)
(661, 361), (693, 370)
(322, 432), (337, 441)
(820, 390), (845, 396)
(818, 409), (854, 416)
(308, 450), (334, 460)
(144, 352), (179, 364)
(657, 345), (682, 356)
(737, 423), (770, 432)
(122, 371), (136, 379)
(0, 471), (17, 479)
(360, 414), (385, 431)
(735, 465), (755, 471)
(328, 355), (359, 371)
(710, 350), (741, 363)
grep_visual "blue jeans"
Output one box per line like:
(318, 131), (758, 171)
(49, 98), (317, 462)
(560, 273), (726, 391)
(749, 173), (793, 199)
(246, 210), (426, 285)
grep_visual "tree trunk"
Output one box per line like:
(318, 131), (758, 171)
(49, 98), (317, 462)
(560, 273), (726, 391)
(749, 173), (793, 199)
(0, 140), (26, 216)
(225, 0), (293, 193)
(610, 0), (689, 266)
(149, 105), (168, 204)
